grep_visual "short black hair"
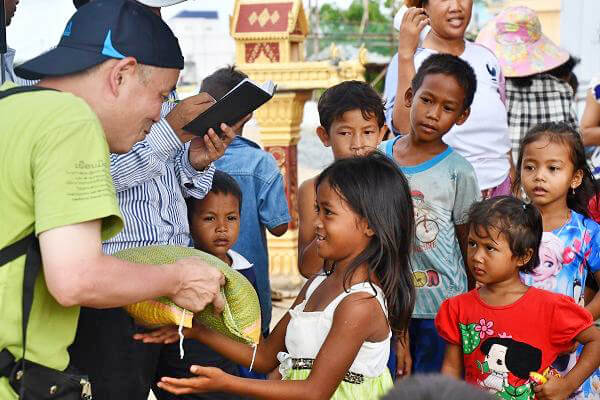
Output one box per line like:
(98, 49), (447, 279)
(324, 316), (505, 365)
(467, 196), (542, 273)
(317, 80), (385, 133)
(411, 53), (477, 111)
(480, 338), (542, 379)
(382, 374), (494, 400)
(187, 170), (243, 214)
(200, 66), (248, 101)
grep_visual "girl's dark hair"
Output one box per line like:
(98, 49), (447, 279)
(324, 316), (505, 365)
(315, 152), (415, 334)
(467, 196), (542, 273)
(513, 122), (597, 218)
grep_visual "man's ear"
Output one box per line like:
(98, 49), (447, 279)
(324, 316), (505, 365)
(517, 248), (534, 267)
(108, 57), (139, 97)
(404, 87), (414, 109)
(316, 126), (331, 147)
(455, 107), (471, 126)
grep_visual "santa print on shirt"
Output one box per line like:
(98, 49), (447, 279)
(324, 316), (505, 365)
(435, 288), (594, 400)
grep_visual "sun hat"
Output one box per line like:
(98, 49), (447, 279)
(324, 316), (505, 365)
(114, 245), (262, 345)
(476, 6), (569, 78)
(16, 0), (184, 80)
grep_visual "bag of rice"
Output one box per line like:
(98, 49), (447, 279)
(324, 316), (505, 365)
(114, 245), (261, 345)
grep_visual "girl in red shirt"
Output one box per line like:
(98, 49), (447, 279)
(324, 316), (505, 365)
(435, 196), (600, 399)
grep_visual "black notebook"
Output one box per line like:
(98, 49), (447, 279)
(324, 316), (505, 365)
(183, 78), (277, 136)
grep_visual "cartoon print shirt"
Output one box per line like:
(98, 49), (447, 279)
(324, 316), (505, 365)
(435, 288), (593, 398)
(520, 210), (600, 305)
(520, 211), (600, 399)
(380, 139), (481, 318)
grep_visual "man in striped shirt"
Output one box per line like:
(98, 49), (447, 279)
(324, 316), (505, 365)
(67, 1), (247, 399)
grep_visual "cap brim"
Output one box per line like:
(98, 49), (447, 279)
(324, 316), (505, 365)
(476, 26), (569, 78)
(136, 0), (187, 6)
(15, 46), (109, 80)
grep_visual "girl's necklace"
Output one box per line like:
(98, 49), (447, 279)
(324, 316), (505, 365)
(324, 262), (336, 276)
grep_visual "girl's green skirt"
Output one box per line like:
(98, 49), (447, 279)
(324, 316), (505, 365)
(283, 369), (393, 399)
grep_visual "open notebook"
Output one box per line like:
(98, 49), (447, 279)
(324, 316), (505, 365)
(183, 78), (277, 136)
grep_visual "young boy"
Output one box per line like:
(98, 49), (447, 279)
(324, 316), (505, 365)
(154, 171), (257, 400)
(205, 66), (290, 337)
(297, 81), (387, 278)
(379, 54), (481, 375)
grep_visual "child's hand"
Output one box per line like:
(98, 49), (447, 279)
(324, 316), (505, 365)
(157, 365), (228, 395)
(133, 325), (182, 344)
(398, 7), (429, 59)
(395, 334), (412, 378)
(533, 375), (572, 400)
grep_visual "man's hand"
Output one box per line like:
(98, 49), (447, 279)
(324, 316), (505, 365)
(188, 115), (252, 170)
(166, 93), (216, 143)
(170, 257), (226, 313)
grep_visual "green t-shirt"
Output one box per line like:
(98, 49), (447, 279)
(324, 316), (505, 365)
(0, 82), (123, 398)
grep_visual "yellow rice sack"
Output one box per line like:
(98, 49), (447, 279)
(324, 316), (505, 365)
(114, 245), (261, 345)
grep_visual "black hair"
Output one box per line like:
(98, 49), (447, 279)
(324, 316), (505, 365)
(513, 122), (597, 218)
(317, 80), (385, 133)
(200, 66), (249, 101)
(467, 196), (542, 273)
(315, 152), (415, 334)
(382, 374), (494, 400)
(480, 338), (542, 380)
(186, 170), (242, 214)
(73, 0), (90, 8)
(509, 55), (580, 88)
(411, 53), (477, 111)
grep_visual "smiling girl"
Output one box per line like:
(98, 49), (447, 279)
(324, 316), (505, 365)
(135, 153), (416, 399)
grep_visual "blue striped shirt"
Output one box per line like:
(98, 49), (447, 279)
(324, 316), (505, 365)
(103, 98), (215, 254)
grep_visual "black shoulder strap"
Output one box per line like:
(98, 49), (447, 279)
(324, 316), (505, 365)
(0, 85), (55, 100)
(0, 229), (41, 388)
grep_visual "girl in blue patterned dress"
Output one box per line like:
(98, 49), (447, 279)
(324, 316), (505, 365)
(514, 122), (600, 399)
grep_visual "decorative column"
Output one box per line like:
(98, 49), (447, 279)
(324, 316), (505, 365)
(253, 90), (311, 278)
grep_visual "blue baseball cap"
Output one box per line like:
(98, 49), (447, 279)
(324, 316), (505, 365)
(16, 0), (184, 80)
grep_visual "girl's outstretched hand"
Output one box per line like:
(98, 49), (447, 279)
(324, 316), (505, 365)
(533, 375), (571, 400)
(157, 366), (228, 395)
(133, 325), (185, 344)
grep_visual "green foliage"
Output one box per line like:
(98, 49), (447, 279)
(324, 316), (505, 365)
(316, 0), (395, 57)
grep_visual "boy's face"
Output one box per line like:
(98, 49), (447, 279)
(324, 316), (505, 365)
(405, 73), (470, 144)
(316, 109), (386, 160)
(189, 192), (240, 264)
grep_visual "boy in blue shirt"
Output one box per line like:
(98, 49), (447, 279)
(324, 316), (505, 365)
(379, 54), (481, 375)
(203, 66), (290, 337)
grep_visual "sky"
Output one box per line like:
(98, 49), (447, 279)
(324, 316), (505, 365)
(6, 0), (349, 62)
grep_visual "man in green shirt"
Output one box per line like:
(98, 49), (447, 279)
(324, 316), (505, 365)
(0, 1), (231, 398)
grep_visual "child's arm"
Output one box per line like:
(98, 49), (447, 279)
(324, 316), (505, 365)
(395, 330), (412, 377)
(584, 271), (600, 319)
(267, 223), (288, 237)
(157, 291), (386, 400)
(391, 7), (428, 135)
(534, 325), (600, 399)
(297, 178), (323, 278)
(455, 223), (475, 290)
(440, 343), (464, 379)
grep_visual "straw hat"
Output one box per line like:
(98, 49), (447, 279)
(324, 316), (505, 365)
(476, 6), (569, 78)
